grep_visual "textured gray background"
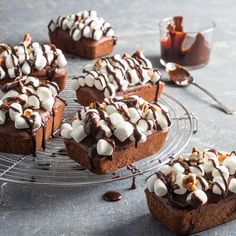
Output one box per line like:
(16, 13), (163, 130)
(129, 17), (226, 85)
(0, 0), (236, 235)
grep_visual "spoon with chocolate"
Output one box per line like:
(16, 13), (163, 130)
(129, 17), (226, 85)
(165, 63), (235, 115)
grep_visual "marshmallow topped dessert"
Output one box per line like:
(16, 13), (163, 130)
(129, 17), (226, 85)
(48, 10), (116, 59)
(61, 96), (171, 174)
(0, 34), (67, 90)
(0, 76), (65, 156)
(73, 50), (164, 106)
(145, 148), (236, 235)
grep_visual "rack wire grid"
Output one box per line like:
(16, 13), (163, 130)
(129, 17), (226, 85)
(0, 85), (197, 186)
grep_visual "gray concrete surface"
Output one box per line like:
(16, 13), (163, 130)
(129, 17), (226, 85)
(0, 0), (236, 235)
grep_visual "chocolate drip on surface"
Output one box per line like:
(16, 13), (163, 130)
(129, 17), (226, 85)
(103, 191), (122, 202)
(130, 176), (137, 190)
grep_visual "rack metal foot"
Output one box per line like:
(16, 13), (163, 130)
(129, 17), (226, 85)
(0, 182), (8, 205)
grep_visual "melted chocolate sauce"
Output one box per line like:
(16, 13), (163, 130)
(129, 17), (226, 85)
(103, 191), (122, 202)
(160, 16), (211, 67)
(130, 176), (137, 190)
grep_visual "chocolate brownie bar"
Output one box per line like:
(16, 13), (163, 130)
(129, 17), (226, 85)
(73, 50), (164, 106)
(145, 148), (236, 235)
(0, 76), (66, 156)
(48, 10), (116, 59)
(61, 96), (171, 174)
(0, 34), (68, 90)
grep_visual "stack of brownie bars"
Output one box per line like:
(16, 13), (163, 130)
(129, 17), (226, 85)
(0, 9), (235, 235)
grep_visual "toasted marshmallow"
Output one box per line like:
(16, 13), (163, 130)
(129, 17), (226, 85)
(72, 29), (81, 41)
(154, 179), (168, 197)
(22, 62), (31, 75)
(106, 104), (118, 115)
(41, 97), (55, 111)
(212, 166), (229, 179)
(172, 162), (185, 174)
(72, 78), (80, 90)
(2, 90), (19, 100)
(174, 174), (187, 195)
(229, 178), (236, 194)
(57, 52), (67, 67)
(77, 76), (85, 87)
(28, 95), (40, 109)
(14, 115), (30, 129)
(9, 103), (23, 121)
(71, 125), (87, 143)
(94, 75), (107, 90)
(83, 64), (94, 72)
(203, 158), (219, 174)
(212, 176), (226, 195)
(82, 26), (91, 38)
(189, 165), (204, 176)
(109, 113), (124, 128)
(126, 69), (140, 85)
(85, 109), (100, 120)
(147, 107), (168, 130)
(85, 72), (97, 87)
(72, 119), (84, 129)
(25, 76), (40, 87)
(186, 189), (208, 206)
(96, 138), (114, 156)
(34, 55), (47, 70)
(0, 67), (6, 79)
(5, 54), (18, 69)
(223, 156), (236, 175)
(99, 120), (112, 137)
(129, 127), (147, 143)
(48, 20), (56, 32)
(106, 28), (114, 37)
(104, 83), (115, 98)
(137, 119), (149, 132)
(31, 112), (41, 129)
(196, 176), (209, 191)
(150, 70), (161, 83)
(61, 123), (72, 130)
(47, 83), (59, 96)
(0, 110), (6, 125)
(7, 68), (17, 78)
(61, 123), (73, 139)
(128, 107), (141, 123)
(93, 29), (103, 40)
(146, 174), (157, 192)
(114, 121), (133, 142)
(158, 164), (172, 176)
(37, 86), (52, 101)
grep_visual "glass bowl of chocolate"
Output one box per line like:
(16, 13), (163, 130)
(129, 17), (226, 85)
(159, 16), (215, 69)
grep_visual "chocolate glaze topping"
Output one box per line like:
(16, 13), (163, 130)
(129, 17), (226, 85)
(146, 148), (236, 210)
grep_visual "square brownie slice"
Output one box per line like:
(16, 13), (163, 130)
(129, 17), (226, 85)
(145, 149), (236, 235)
(48, 10), (116, 59)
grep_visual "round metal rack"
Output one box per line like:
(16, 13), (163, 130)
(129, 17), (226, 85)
(0, 92), (196, 186)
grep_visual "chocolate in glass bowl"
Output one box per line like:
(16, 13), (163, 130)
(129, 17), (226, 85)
(159, 16), (215, 69)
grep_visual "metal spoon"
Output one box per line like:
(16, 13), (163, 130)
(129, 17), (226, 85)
(165, 63), (235, 115)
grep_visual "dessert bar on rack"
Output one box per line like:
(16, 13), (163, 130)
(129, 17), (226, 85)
(72, 50), (164, 106)
(145, 148), (236, 235)
(0, 76), (66, 156)
(61, 95), (171, 174)
(48, 10), (116, 59)
(0, 34), (68, 90)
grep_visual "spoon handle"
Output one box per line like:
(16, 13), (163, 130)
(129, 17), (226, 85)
(192, 82), (236, 115)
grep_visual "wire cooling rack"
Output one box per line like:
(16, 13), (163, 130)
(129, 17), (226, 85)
(0, 91), (197, 186)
